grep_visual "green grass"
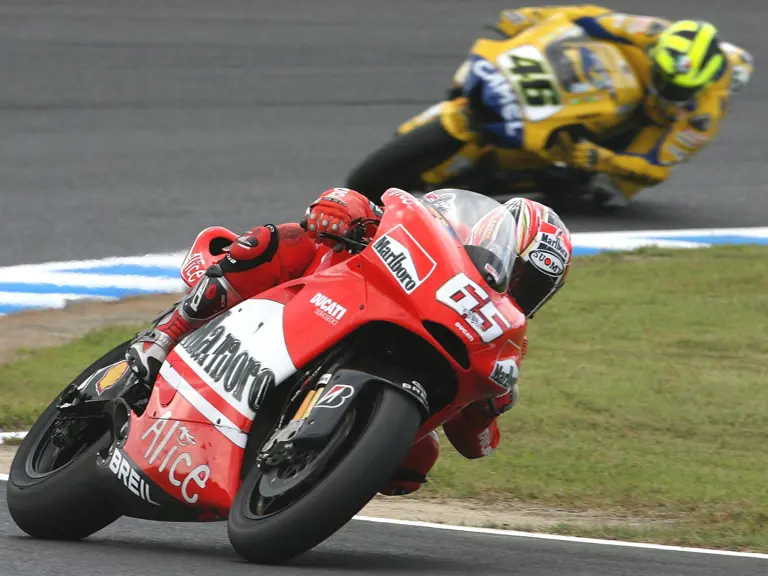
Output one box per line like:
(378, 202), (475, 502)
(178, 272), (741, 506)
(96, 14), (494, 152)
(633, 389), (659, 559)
(0, 325), (144, 430)
(1, 245), (767, 550)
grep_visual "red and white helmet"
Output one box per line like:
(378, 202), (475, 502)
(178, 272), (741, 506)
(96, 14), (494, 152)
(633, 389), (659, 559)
(502, 197), (573, 318)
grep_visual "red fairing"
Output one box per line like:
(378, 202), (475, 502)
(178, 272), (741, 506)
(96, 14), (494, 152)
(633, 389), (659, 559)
(121, 374), (243, 517)
(443, 403), (502, 459)
(179, 227), (237, 288)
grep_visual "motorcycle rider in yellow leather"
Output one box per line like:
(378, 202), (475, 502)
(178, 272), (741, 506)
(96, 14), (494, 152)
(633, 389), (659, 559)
(462, 6), (754, 208)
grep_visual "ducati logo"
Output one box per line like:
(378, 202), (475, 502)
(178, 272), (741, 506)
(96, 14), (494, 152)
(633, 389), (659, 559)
(314, 384), (355, 409)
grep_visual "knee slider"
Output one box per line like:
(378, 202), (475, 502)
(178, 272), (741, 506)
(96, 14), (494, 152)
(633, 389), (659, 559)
(180, 274), (230, 321)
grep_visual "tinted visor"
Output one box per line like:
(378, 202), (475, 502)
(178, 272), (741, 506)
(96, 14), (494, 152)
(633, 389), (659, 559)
(508, 258), (562, 318)
(649, 62), (699, 103)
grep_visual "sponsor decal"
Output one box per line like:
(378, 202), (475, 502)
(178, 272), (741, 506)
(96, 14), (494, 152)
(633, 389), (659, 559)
(108, 449), (159, 505)
(141, 412), (211, 505)
(539, 232), (569, 262)
(484, 263), (501, 285)
(95, 361), (129, 395)
(372, 225), (437, 294)
(401, 381), (429, 411)
(178, 312), (275, 412)
(437, 273), (511, 343)
(181, 251), (207, 284)
(317, 188), (351, 207)
(528, 231), (569, 277)
(454, 321), (475, 342)
(477, 427), (494, 456)
(471, 58), (524, 139)
(383, 188), (423, 207)
(309, 292), (347, 325)
(529, 250), (564, 277)
(489, 340), (521, 390)
(314, 384), (355, 409)
(423, 190), (457, 213)
(676, 129), (709, 149)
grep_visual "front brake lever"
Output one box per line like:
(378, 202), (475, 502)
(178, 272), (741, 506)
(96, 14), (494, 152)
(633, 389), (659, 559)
(317, 232), (369, 254)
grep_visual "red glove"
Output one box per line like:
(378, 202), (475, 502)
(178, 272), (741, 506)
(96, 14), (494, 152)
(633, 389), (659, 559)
(305, 188), (380, 251)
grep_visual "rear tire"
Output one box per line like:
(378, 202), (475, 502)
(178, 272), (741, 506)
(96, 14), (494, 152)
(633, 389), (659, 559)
(227, 385), (421, 564)
(346, 119), (465, 202)
(6, 342), (128, 540)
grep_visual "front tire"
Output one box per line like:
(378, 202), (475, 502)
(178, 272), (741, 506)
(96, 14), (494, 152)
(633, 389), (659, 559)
(346, 119), (465, 202)
(6, 342), (129, 540)
(227, 385), (421, 564)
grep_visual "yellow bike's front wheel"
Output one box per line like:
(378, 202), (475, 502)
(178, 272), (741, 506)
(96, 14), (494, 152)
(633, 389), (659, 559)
(345, 119), (466, 204)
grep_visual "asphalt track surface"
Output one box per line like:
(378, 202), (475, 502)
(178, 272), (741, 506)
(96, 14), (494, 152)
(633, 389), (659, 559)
(1, 1), (767, 574)
(1, 485), (766, 576)
(1, 0), (767, 267)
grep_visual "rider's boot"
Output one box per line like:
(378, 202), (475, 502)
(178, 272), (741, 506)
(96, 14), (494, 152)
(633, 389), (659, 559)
(126, 265), (241, 385)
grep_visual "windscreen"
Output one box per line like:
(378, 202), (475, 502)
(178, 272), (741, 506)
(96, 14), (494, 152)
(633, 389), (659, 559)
(420, 189), (518, 293)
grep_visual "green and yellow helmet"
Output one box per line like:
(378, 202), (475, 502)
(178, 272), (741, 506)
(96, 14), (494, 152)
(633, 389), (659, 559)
(648, 20), (726, 103)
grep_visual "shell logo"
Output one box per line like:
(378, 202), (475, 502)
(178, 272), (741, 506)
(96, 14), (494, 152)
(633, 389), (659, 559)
(96, 361), (130, 395)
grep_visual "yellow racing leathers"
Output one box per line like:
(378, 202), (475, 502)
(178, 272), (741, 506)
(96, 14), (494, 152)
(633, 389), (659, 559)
(455, 6), (754, 203)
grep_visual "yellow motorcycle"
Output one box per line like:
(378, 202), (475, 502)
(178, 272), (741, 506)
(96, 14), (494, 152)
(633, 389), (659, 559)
(346, 15), (647, 206)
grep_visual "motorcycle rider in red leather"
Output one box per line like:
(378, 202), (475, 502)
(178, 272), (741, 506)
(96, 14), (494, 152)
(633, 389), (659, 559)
(126, 187), (572, 496)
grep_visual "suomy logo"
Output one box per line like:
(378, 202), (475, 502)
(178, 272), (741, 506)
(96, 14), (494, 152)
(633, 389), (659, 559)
(372, 225), (437, 294)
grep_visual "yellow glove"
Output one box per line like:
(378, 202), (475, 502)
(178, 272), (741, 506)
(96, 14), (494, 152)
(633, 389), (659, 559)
(570, 140), (615, 172)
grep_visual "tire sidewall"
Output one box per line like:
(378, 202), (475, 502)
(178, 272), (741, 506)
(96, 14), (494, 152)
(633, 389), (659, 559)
(227, 385), (421, 564)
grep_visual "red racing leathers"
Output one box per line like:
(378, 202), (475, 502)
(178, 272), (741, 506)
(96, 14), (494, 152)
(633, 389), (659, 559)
(128, 188), (520, 496)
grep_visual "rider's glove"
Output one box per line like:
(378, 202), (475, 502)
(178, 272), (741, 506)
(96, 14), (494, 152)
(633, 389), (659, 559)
(305, 188), (380, 251)
(570, 140), (615, 173)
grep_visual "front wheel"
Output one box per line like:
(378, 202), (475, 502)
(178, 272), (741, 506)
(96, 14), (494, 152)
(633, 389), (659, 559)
(345, 119), (466, 202)
(5, 342), (129, 540)
(227, 385), (422, 564)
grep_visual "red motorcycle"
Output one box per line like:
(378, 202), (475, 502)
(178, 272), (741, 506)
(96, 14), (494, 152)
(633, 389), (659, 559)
(7, 188), (526, 564)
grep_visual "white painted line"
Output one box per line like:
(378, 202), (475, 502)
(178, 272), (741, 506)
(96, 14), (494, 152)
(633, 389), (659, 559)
(5, 271), (184, 291)
(0, 431), (27, 444)
(571, 226), (768, 240)
(0, 292), (116, 308)
(0, 252), (186, 274)
(352, 516), (768, 559)
(571, 237), (708, 251)
(0, 475), (759, 559)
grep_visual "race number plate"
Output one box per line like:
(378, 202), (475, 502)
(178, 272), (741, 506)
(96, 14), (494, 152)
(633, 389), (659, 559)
(496, 45), (564, 122)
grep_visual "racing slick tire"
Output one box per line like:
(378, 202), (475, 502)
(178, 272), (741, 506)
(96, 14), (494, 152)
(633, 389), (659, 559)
(5, 342), (128, 540)
(227, 384), (422, 564)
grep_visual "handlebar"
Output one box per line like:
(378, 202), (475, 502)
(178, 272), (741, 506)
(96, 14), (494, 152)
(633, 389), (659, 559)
(317, 232), (370, 254)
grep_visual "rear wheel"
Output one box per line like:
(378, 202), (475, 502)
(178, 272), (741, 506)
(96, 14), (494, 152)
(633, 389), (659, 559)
(5, 342), (129, 540)
(346, 119), (465, 202)
(227, 385), (421, 564)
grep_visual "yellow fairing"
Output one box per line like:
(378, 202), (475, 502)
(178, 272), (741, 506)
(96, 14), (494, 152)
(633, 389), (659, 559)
(397, 98), (475, 142)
